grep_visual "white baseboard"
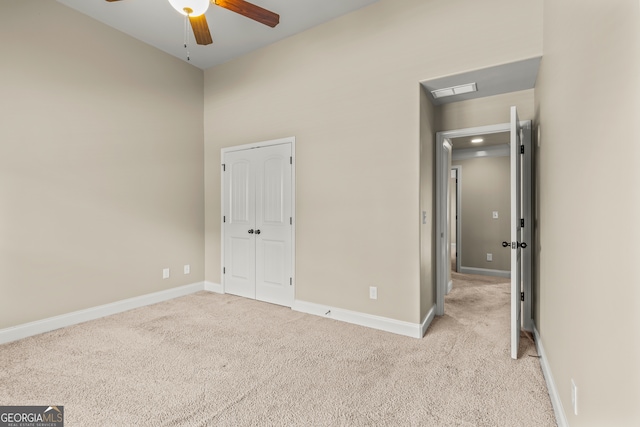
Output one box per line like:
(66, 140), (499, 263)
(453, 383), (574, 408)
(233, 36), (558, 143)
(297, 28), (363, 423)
(0, 282), (205, 345)
(533, 326), (568, 427)
(459, 266), (511, 278)
(292, 300), (426, 338)
(204, 281), (224, 294)
(421, 304), (436, 337)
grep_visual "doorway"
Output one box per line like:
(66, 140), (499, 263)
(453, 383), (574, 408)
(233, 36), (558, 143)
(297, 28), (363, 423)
(450, 134), (511, 279)
(435, 118), (533, 333)
(221, 137), (296, 308)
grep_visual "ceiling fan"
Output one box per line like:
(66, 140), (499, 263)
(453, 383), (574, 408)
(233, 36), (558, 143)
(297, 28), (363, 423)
(105, 0), (280, 46)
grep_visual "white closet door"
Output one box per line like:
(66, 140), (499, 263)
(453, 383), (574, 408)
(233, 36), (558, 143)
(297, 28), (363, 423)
(223, 142), (293, 307)
(223, 150), (256, 299)
(255, 144), (293, 306)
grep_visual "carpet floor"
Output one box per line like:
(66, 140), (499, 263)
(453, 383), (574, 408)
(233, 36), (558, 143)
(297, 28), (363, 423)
(0, 273), (556, 426)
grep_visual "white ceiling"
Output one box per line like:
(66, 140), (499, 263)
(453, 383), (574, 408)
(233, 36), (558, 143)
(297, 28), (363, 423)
(57, 0), (379, 70)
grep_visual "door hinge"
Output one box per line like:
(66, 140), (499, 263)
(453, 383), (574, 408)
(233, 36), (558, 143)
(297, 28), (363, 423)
(223, 215), (226, 223)
(222, 164), (226, 171)
(289, 277), (292, 286)
(520, 145), (525, 154)
(223, 267), (226, 274)
(520, 292), (525, 302)
(520, 218), (524, 228)
(290, 156), (292, 165)
(290, 217), (292, 225)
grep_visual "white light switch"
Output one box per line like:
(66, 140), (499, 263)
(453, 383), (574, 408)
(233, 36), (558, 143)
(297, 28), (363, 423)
(369, 287), (378, 300)
(486, 253), (493, 262)
(162, 268), (170, 279)
(492, 211), (499, 219)
(184, 264), (190, 275)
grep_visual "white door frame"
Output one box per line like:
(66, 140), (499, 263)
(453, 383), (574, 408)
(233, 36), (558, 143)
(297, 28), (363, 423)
(451, 165), (462, 277)
(435, 123), (532, 331)
(220, 136), (296, 302)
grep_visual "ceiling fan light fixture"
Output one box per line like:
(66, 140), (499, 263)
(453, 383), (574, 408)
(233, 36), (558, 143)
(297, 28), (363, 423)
(168, 0), (209, 16)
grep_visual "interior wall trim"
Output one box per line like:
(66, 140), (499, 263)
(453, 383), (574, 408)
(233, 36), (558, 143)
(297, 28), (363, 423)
(534, 326), (569, 427)
(459, 267), (511, 278)
(0, 282), (206, 345)
(421, 304), (436, 338)
(204, 281), (224, 294)
(292, 300), (431, 339)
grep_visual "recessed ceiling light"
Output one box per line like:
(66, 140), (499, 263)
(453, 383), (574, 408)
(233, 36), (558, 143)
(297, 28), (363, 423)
(471, 138), (484, 143)
(431, 82), (478, 99)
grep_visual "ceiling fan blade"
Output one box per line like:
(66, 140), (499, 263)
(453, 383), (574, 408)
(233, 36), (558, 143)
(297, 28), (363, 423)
(214, 0), (279, 28)
(105, 0), (123, 2)
(189, 14), (213, 45)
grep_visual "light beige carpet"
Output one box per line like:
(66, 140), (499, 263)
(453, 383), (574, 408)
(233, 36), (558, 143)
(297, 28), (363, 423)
(0, 274), (556, 426)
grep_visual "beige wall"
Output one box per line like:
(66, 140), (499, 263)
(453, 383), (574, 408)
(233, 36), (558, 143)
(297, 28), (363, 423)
(438, 89), (535, 132)
(452, 156), (510, 271)
(0, 1), (205, 329)
(420, 86), (437, 320)
(536, 0), (640, 425)
(204, 0), (542, 324)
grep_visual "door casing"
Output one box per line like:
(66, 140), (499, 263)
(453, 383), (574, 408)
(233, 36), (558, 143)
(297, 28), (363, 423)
(451, 165), (462, 279)
(435, 122), (533, 332)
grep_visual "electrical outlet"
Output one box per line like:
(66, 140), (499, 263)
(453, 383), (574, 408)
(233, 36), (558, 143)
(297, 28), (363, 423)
(369, 286), (377, 300)
(162, 268), (170, 279)
(184, 264), (190, 275)
(571, 379), (578, 415)
(486, 253), (493, 262)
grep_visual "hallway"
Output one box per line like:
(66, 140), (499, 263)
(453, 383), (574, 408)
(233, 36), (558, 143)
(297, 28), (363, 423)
(431, 270), (556, 425)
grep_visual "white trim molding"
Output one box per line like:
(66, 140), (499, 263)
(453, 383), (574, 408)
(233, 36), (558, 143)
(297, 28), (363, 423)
(292, 300), (434, 339)
(534, 326), (569, 427)
(421, 304), (436, 338)
(0, 282), (205, 345)
(459, 266), (511, 278)
(204, 281), (224, 294)
(460, 267), (511, 279)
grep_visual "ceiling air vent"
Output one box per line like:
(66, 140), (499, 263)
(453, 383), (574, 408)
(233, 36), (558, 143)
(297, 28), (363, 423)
(431, 82), (477, 99)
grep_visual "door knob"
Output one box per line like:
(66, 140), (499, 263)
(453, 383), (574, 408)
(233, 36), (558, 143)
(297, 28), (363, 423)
(502, 241), (510, 248)
(519, 242), (528, 249)
(248, 229), (254, 234)
(255, 229), (261, 235)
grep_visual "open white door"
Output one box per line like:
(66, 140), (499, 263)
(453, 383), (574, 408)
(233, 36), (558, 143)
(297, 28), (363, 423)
(510, 106), (522, 360)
